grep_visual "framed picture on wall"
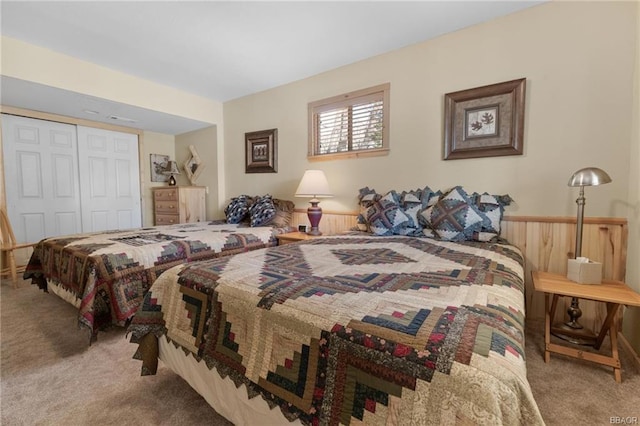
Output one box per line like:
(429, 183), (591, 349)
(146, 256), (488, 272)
(183, 145), (205, 185)
(150, 154), (170, 182)
(443, 78), (526, 160)
(245, 128), (278, 173)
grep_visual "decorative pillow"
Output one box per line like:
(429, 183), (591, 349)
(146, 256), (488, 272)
(266, 198), (295, 228)
(396, 189), (423, 236)
(365, 191), (410, 236)
(417, 187), (442, 228)
(356, 187), (381, 232)
(419, 186), (484, 241)
(224, 195), (252, 224)
(470, 192), (513, 242)
(248, 195), (277, 227)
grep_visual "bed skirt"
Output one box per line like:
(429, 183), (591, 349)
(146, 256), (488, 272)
(158, 334), (303, 425)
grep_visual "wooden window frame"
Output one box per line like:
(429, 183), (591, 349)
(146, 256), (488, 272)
(307, 83), (390, 161)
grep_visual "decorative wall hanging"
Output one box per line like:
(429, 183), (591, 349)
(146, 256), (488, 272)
(443, 78), (526, 160)
(245, 128), (278, 173)
(150, 154), (170, 182)
(183, 145), (205, 185)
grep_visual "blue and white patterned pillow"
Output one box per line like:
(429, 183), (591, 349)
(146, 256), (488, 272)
(396, 189), (423, 236)
(248, 195), (276, 227)
(356, 187), (381, 232)
(419, 186), (484, 241)
(224, 195), (252, 224)
(365, 191), (410, 236)
(471, 192), (513, 242)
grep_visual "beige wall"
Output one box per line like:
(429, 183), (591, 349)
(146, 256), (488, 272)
(175, 126), (219, 220)
(223, 1), (635, 219)
(223, 2), (639, 348)
(622, 1), (640, 355)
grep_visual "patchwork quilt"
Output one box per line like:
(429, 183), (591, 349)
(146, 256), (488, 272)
(129, 234), (543, 425)
(24, 221), (291, 337)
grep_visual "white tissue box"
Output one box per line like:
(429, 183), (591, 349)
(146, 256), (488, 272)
(567, 259), (602, 284)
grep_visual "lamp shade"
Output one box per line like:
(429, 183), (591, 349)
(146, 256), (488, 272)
(164, 161), (181, 175)
(568, 167), (611, 187)
(295, 170), (332, 198)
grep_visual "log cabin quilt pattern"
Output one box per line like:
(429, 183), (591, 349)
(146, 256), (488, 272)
(24, 221), (291, 338)
(129, 234), (543, 425)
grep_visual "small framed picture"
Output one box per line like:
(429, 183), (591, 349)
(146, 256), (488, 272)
(150, 154), (169, 182)
(245, 128), (277, 173)
(298, 224), (308, 233)
(443, 78), (526, 160)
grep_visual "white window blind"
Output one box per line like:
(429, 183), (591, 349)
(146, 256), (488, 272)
(308, 84), (390, 159)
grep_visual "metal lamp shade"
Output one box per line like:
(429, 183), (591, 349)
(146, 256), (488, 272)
(568, 167), (612, 187)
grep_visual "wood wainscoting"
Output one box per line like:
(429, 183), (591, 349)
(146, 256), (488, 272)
(293, 210), (628, 331)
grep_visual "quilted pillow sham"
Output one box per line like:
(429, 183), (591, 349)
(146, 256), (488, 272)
(268, 198), (295, 228)
(248, 194), (277, 227)
(356, 187), (381, 232)
(224, 195), (252, 224)
(470, 192), (513, 242)
(365, 191), (410, 236)
(420, 186), (484, 242)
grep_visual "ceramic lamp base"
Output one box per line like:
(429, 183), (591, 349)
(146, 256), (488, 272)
(168, 175), (177, 186)
(306, 200), (322, 236)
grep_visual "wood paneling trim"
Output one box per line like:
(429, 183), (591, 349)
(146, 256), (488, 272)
(504, 215), (627, 225)
(294, 208), (359, 216)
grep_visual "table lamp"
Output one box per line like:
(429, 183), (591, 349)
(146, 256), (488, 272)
(555, 166), (611, 344)
(164, 161), (181, 186)
(295, 170), (332, 235)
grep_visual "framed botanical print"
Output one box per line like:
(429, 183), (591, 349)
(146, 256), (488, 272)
(443, 78), (526, 160)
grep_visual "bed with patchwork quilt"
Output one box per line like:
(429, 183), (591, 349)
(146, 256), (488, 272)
(23, 221), (292, 339)
(129, 233), (544, 425)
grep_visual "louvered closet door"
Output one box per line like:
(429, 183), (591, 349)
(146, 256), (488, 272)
(1, 114), (82, 242)
(77, 126), (142, 232)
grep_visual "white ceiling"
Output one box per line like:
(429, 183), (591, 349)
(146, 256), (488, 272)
(0, 1), (544, 135)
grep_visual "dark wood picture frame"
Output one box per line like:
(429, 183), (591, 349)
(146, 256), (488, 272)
(444, 78), (526, 160)
(245, 128), (278, 173)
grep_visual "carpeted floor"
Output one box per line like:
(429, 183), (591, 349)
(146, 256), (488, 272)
(1, 278), (639, 425)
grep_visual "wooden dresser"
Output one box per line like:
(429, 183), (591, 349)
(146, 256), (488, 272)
(152, 186), (206, 225)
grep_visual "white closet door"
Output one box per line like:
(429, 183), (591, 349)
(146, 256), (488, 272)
(77, 126), (141, 232)
(1, 114), (82, 242)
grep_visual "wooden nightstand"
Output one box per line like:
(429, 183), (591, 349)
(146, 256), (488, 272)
(532, 270), (640, 382)
(276, 232), (326, 245)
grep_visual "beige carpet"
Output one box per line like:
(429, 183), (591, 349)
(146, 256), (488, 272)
(1, 278), (639, 425)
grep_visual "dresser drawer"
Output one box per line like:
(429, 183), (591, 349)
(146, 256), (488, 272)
(155, 200), (178, 213)
(154, 189), (179, 201)
(155, 214), (180, 225)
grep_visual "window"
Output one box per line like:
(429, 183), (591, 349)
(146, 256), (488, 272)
(308, 83), (390, 160)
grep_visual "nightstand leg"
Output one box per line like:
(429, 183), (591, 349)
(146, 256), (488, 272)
(544, 293), (558, 364)
(606, 303), (622, 383)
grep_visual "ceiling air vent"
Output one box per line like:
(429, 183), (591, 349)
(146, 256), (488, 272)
(108, 115), (137, 123)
